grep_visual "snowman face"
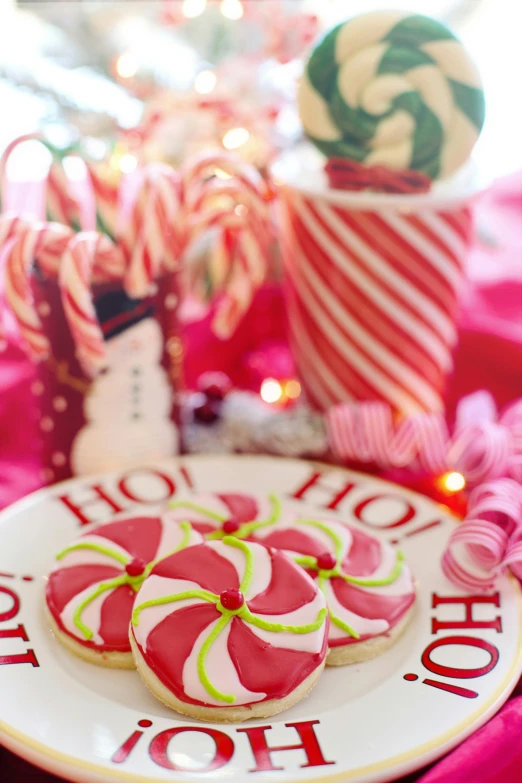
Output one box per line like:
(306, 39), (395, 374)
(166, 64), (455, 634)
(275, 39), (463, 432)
(105, 318), (163, 368)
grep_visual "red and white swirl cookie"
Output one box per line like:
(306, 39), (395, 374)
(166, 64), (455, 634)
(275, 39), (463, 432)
(167, 492), (279, 538)
(130, 536), (329, 721)
(45, 515), (202, 668)
(251, 513), (416, 665)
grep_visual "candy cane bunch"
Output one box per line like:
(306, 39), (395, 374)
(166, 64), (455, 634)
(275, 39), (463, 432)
(1, 135), (273, 374)
(0, 213), (125, 376)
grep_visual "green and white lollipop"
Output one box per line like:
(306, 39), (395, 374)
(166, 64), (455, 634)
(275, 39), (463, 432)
(298, 11), (485, 180)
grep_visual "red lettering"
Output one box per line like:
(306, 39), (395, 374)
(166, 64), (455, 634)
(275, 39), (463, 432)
(0, 624), (29, 642)
(149, 727), (234, 772)
(354, 495), (415, 529)
(59, 485), (126, 526)
(237, 721), (334, 773)
(291, 471), (356, 510)
(422, 635), (499, 679)
(0, 585), (20, 622)
(118, 469), (176, 505)
(179, 465), (194, 489)
(0, 649), (39, 667)
(423, 679), (478, 699)
(431, 594), (502, 634)
(112, 720), (153, 764)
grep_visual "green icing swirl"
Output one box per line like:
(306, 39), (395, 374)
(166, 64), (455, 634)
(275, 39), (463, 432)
(169, 493), (282, 541)
(60, 520), (194, 641)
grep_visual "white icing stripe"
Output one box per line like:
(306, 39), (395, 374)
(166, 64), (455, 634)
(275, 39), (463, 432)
(335, 10), (406, 61)
(248, 589), (327, 654)
(155, 519), (203, 560)
(54, 534), (130, 571)
(182, 619), (266, 706)
(406, 64), (453, 130)
(133, 575), (208, 651)
(322, 579), (389, 641)
(212, 540), (272, 601)
(297, 73), (340, 142)
(60, 580), (109, 645)
(338, 44), (386, 109)
(421, 39), (483, 88)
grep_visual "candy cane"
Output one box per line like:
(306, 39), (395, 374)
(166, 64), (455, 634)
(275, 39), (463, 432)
(59, 232), (115, 377)
(2, 220), (75, 357)
(181, 152), (273, 336)
(0, 133), (82, 228)
(120, 163), (183, 298)
(84, 161), (120, 241)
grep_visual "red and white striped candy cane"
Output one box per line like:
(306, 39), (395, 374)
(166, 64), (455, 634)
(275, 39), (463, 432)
(0, 133), (82, 229)
(181, 152), (272, 336)
(2, 220), (74, 358)
(120, 163), (183, 298)
(59, 232), (115, 377)
(85, 161), (120, 241)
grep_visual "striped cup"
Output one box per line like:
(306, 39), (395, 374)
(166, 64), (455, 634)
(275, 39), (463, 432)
(274, 161), (476, 415)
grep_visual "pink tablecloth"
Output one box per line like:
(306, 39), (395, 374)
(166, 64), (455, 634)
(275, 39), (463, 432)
(1, 173), (522, 782)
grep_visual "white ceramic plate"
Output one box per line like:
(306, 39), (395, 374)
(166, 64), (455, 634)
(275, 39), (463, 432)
(1, 455), (521, 783)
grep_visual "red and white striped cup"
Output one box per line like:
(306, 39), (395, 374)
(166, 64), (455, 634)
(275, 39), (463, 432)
(274, 157), (477, 415)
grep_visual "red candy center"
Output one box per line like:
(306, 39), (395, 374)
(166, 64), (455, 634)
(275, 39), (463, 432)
(316, 552), (337, 571)
(223, 519), (241, 534)
(125, 558), (146, 577)
(220, 588), (245, 611)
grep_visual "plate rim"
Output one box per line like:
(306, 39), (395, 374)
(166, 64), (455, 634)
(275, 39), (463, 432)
(1, 455), (522, 783)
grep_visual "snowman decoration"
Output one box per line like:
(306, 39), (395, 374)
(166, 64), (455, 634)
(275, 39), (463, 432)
(70, 291), (179, 476)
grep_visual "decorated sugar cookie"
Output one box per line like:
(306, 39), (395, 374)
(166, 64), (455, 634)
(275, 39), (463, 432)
(45, 515), (202, 667)
(298, 11), (485, 180)
(167, 492), (280, 538)
(250, 514), (416, 665)
(130, 537), (329, 721)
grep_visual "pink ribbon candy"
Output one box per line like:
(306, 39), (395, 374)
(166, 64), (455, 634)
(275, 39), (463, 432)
(328, 391), (522, 486)
(442, 479), (522, 592)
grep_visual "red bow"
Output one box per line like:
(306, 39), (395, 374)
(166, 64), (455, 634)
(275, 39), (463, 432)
(325, 158), (432, 194)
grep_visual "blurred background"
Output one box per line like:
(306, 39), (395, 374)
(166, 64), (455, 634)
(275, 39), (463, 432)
(0, 0), (518, 185)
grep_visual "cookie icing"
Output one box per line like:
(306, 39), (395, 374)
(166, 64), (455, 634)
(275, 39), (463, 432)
(167, 492), (280, 538)
(46, 515), (203, 652)
(250, 514), (415, 647)
(131, 537), (329, 707)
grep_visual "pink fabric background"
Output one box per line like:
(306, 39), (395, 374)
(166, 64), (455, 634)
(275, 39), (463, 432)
(1, 173), (521, 782)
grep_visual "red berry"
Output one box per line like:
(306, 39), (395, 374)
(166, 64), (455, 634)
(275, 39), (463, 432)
(220, 588), (244, 611)
(198, 372), (232, 401)
(223, 519), (241, 534)
(194, 398), (220, 424)
(316, 552), (336, 571)
(125, 557), (146, 577)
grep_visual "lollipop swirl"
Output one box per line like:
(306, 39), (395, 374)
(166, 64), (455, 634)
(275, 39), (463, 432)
(298, 11), (485, 180)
